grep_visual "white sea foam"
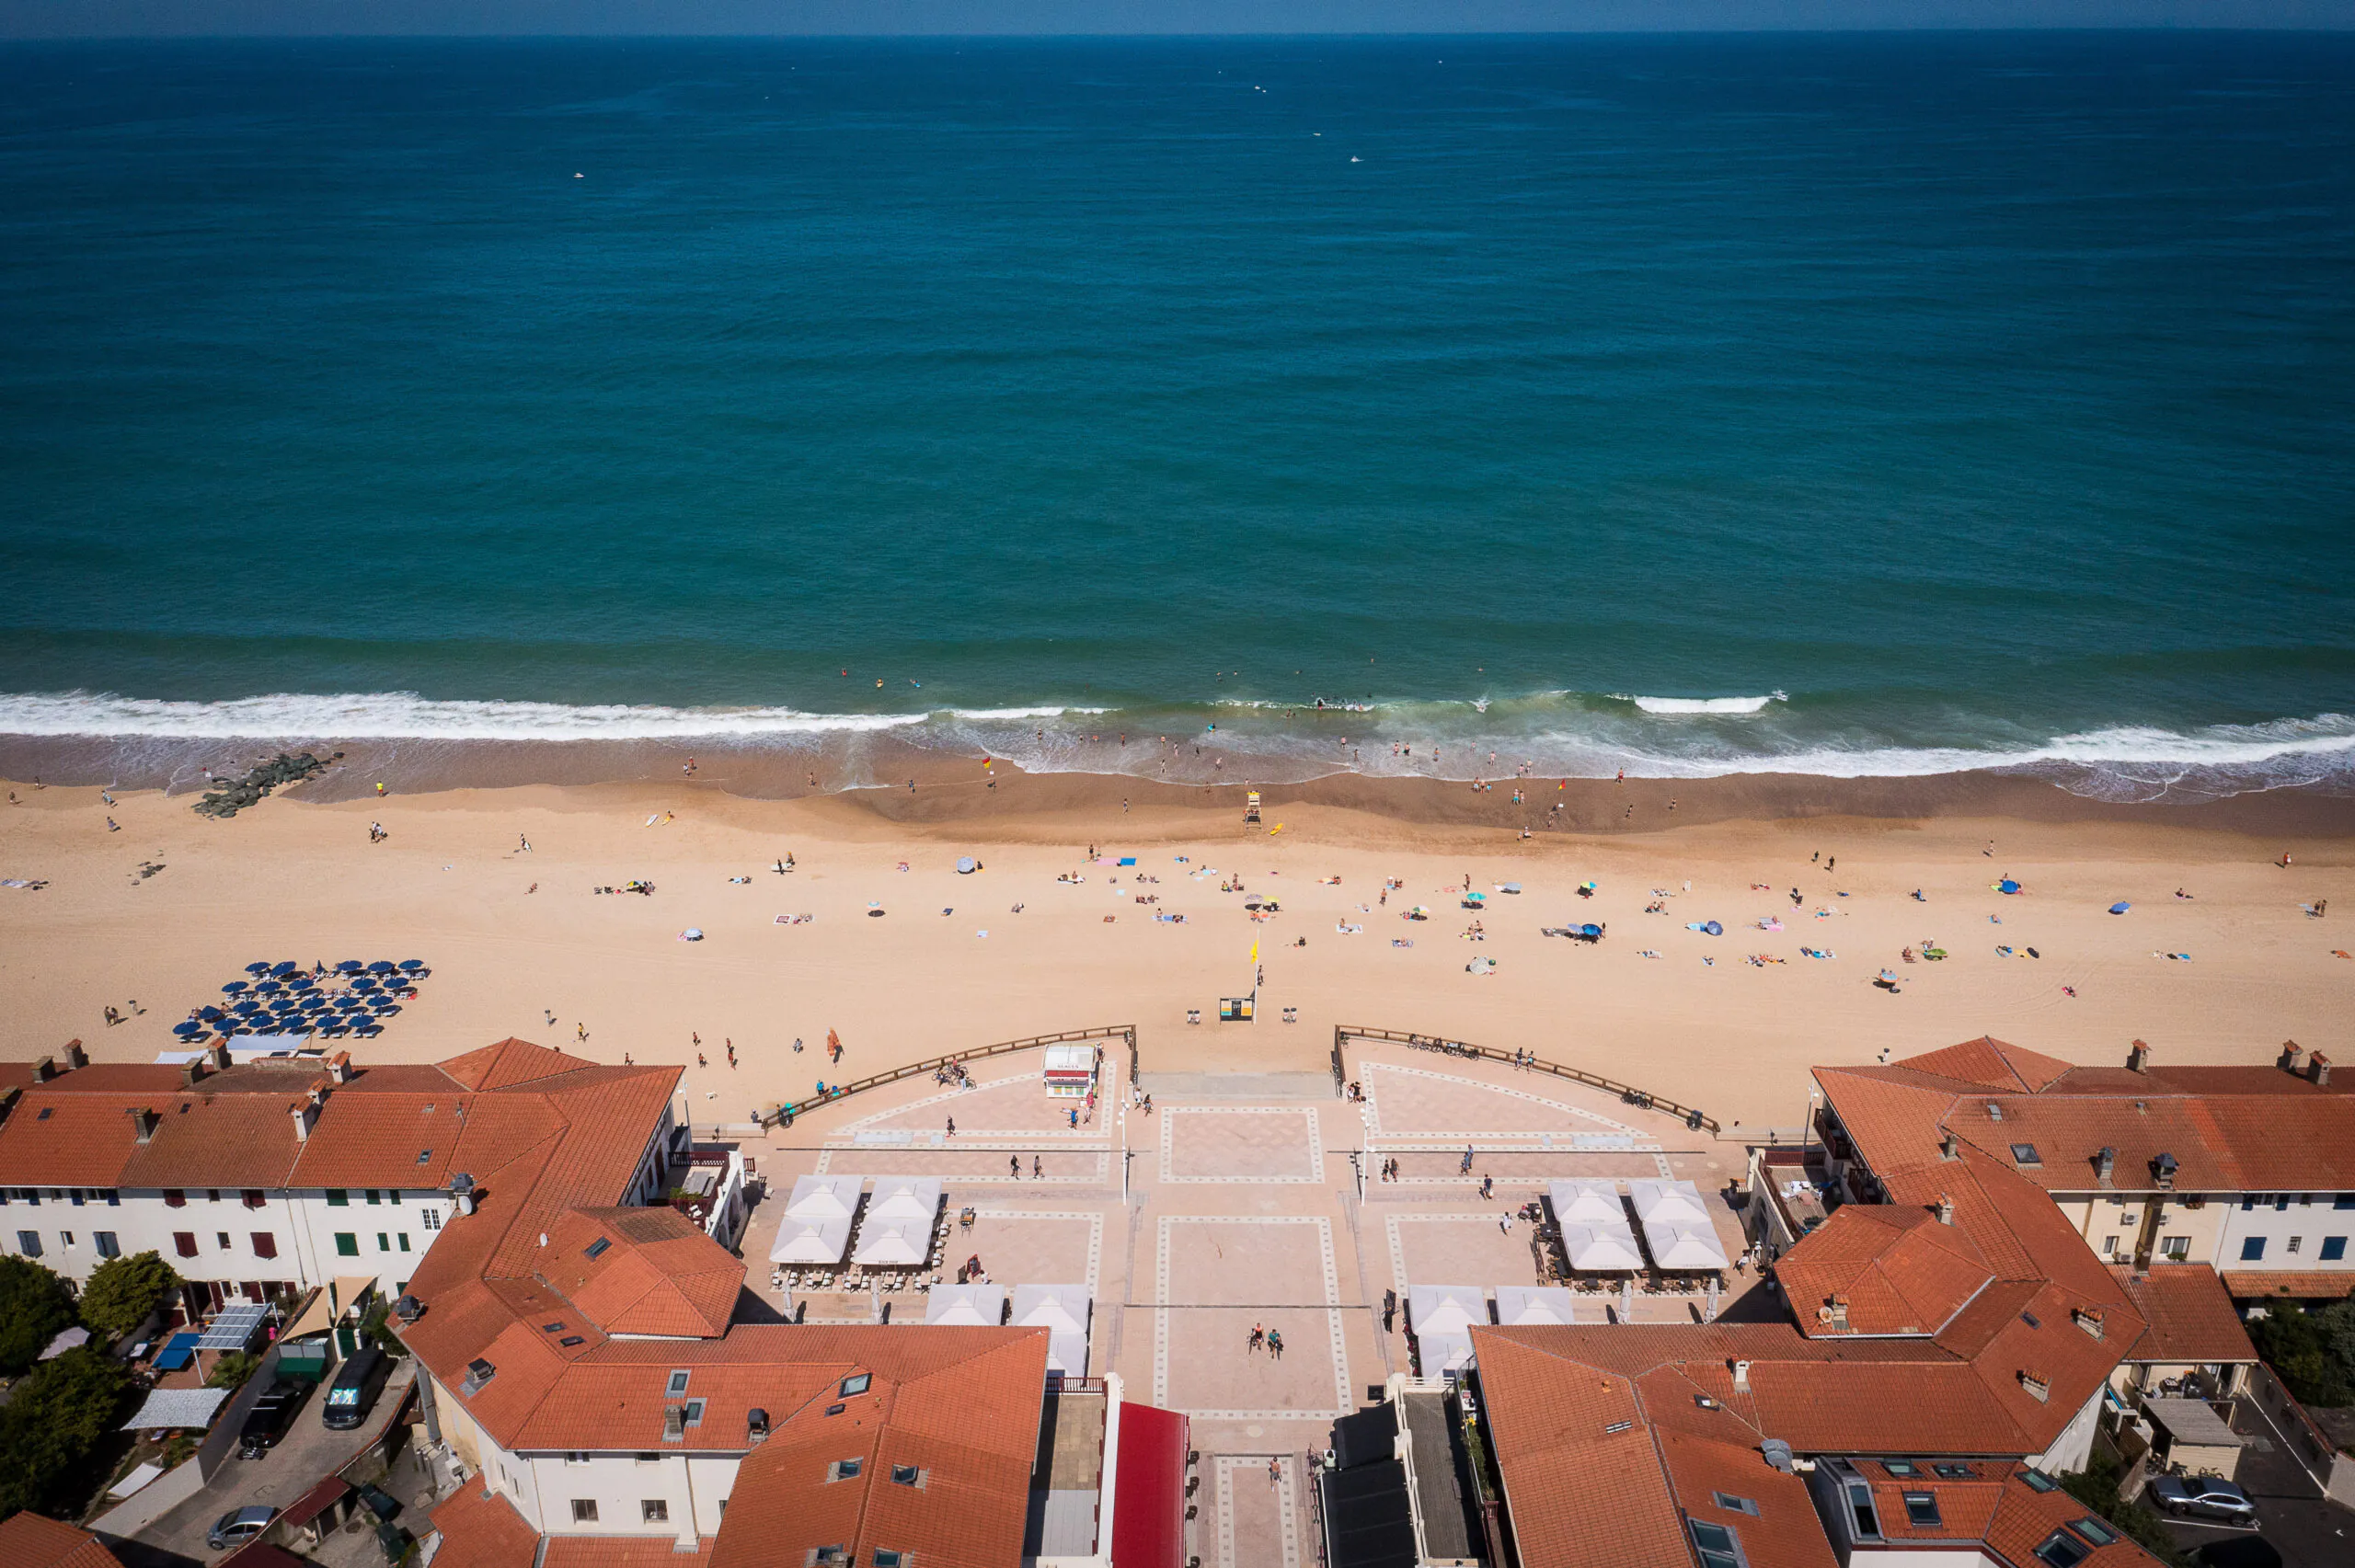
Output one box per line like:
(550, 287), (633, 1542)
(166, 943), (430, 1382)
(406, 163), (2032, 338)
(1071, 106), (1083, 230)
(1625, 692), (1786, 715)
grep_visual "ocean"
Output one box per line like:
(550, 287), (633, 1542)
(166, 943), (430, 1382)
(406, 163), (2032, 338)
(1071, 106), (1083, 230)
(2, 32), (2351, 799)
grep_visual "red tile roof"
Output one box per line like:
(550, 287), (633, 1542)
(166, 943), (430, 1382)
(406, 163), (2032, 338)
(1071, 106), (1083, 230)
(540, 1539), (714, 1568)
(537, 1207), (743, 1339)
(442, 1038), (603, 1091)
(2219, 1270), (2355, 1300)
(290, 1094), (473, 1189)
(428, 1484), (542, 1568)
(1773, 1201), (1993, 1337)
(2109, 1266), (2257, 1366)
(0, 1511), (127, 1568)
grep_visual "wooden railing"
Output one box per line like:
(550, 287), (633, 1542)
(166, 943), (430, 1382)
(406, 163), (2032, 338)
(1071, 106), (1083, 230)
(1333, 1024), (1719, 1134)
(754, 1025), (1135, 1127)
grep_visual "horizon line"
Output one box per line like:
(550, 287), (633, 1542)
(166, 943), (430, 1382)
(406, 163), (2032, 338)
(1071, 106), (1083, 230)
(7, 25), (2355, 42)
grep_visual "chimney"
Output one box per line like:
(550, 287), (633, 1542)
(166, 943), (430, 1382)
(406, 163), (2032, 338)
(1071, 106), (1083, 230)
(290, 1100), (319, 1141)
(450, 1173), (477, 1216)
(2095, 1147), (2116, 1185)
(746, 1408), (770, 1444)
(127, 1106), (159, 1143)
(2151, 1151), (2177, 1190)
(1936, 1193), (1956, 1226)
(31, 1056), (56, 1084)
(1939, 1131), (1959, 1162)
(207, 1040), (231, 1071)
(2128, 1039), (2150, 1073)
(663, 1406), (686, 1442)
(2280, 1041), (2307, 1074)
(1731, 1359), (1751, 1392)
(2019, 1370), (2051, 1403)
(328, 1051), (354, 1084)
(2073, 1306), (2106, 1341)
(2309, 1053), (2332, 1088)
(1828, 1296), (1850, 1331)
(63, 1040), (87, 1070)
(181, 1059), (208, 1088)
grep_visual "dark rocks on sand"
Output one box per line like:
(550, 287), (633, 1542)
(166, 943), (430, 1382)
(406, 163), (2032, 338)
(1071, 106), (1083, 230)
(193, 751), (334, 819)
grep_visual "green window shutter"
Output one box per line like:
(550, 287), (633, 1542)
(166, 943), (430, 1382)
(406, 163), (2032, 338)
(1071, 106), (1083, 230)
(335, 1231), (359, 1256)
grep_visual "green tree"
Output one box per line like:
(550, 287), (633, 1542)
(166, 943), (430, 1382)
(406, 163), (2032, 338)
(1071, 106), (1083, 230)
(2249, 1302), (2354, 1407)
(358, 1299), (408, 1359)
(205, 1349), (262, 1390)
(77, 1251), (179, 1344)
(0, 1346), (133, 1516)
(2060, 1450), (2188, 1568)
(0, 1253), (77, 1376)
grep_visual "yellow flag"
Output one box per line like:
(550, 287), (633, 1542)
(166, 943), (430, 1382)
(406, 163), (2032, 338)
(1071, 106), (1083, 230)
(1248, 938), (1259, 967)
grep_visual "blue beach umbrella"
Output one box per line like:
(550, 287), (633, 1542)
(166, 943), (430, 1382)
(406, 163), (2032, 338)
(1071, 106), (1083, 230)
(221, 980), (247, 995)
(271, 961), (297, 976)
(398, 959), (424, 972)
(336, 960), (363, 974)
(2108, 902), (2131, 915)
(367, 961), (395, 975)
(1997, 879), (2022, 895)
(245, 962), (270, 976)
(172, 1021), (203, 1037)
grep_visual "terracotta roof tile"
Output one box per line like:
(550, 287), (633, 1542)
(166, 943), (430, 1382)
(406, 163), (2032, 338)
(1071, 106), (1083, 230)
(441, 1039), (602, 1092)
(290, 1094), (472, 1189)
(1899, 1037), (2080, 1093)
(2218, 1270), (2355, 1300)
(2110, 1266), (2257, 1366)
(1775, 1202), (1993, 1337)
(0, 1093), (151, 1185)
(119, 1093), (308, 1190)
(539, 1540), (713, 1568)
(538, 1205), (745, 1339)
(1655, 1428), (1837, 1568)
(1982, 1469), (2166, 1568)
(428, 1484), (541, 1568)
(0, 1512), (127, 1568)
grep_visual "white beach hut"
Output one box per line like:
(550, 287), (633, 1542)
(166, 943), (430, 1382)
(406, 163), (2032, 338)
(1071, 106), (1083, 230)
(1011, 1284), (1092, 1377)
(923, 1283), (1005, 1327)
(1407, 1285), (1487, 1376)
(1493, 1285), (1578, 1327)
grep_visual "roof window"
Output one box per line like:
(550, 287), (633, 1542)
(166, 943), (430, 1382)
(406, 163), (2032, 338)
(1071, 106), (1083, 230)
(2020, 1469), (2060, 1494)
(683, 1400), (705, 1427)
(874, 1553), (907, 1568)
(37, 1108), (52, 1121)
(891, 1464), (925, 1488)
(1931, 1463), (1976, 1480)
(667, 1370), (691, 1396)
(827, 1458), (863, 1482)
(2035, 1529), (2092, 1568)
(1710, 1493), (1756, 1516)
(2070, 1517), (2120, 1547)
(417, 1150), (432, 1164)
(810, 1550), (848, 1567)
(1603, 1419), (1634, 1435)
(1881, 1460), (1918, 1477)
(840, 1372), (871, 1397)
(1689, 1519), (1747, 1568)
(1901, 1493), (1942, 1528)
(824, 1402), (846, 1417)
(2011, 1143), (2042, 1166)
(541, 1322), (565, 1333)
(585, 1236), (612, 1260)
(559, 1335), (586, 1347)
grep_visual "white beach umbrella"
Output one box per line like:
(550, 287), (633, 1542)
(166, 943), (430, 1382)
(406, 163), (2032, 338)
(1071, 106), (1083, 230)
(1545, 1180), (1628, 1227)
(923, 1283), (1004, 1326)
(1642, 1220), (1731, 1272)
(769, 1217), (851, 1265)
(1493, 1286), (1578, 1327)
(1560, 1223), (1646, 1272)
(786, 1174), (861, 1223)
(1408, 1285), (1487, 1337)
(851, 1218), (931, 1267)
(1627, 1178), (1713, 1227)
(867, 1176), (944, 1223)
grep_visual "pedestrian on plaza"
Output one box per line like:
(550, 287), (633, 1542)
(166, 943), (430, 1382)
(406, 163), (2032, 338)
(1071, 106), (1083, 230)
(1032, 1155), (1042, 1178)
(1480, 1174), (1494, 1200)
(1460, 1146), (1474, 1175)
(946, 1116), (956, 1138)
(1269, 1457), (1281, 1488)
(1268, 1329), (1284, 1361)
(1248, 1323), (1265, 1355)
(1010, 1155), (1021, 1178)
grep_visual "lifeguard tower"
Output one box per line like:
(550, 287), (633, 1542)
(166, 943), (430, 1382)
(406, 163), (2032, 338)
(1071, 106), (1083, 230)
(1244, 790), (1261, 824)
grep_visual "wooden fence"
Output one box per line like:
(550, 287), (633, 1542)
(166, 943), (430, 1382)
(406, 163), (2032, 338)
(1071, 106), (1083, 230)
(1332, 1024), (1719, 1134)
(754, 1025), (1136, 1127)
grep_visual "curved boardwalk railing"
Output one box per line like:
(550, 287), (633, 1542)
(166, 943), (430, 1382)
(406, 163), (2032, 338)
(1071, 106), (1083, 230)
(755, 1024), (1136, 1127)
(1332, 1024), (1719, 1134)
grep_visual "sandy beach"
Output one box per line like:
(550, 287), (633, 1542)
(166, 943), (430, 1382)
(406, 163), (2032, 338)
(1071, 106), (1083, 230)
(3, 762), (2349, 1131)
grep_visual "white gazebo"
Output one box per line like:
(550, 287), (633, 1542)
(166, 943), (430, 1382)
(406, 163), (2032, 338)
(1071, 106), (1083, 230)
(1012, 1284), (1092, 1378)
(786, 1173), (862, 1223)
(1545, 1180), (1630, 1227)
(851, 1218), (933, 1267)
(1641, 1221), (1731, 1273)
(866, 1176), (945, 1224)
(1407, 1285), (1487, 1376)
(924, 1282), (1005, 1326)
(1559, 1223), (1647, 1273)
(769, 1216), (852, 1265)
(1493, 1285), (1578, 1327)
(1627, 1179), (1714, 1229)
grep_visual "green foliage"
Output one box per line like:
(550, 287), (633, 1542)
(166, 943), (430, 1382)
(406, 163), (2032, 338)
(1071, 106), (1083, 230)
(206, 1349), (261, 1390)
(2249, 1302), (2355, 1407)
(2060, 1450), (2188, 1568)
(0, 1253), (77, 1377)
(0, 1346), (134, 1516)
(78, 1251), (180, 1344)
(358, 1300), (408, 1358)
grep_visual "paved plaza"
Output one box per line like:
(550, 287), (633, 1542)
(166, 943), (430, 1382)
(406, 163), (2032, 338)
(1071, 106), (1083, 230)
(740, 1032), (1766, 1567)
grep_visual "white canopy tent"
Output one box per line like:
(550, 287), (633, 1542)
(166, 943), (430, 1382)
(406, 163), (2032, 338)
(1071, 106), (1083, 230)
(924, 1283), (1005, 1326)
(1407, 1285), (1487, 1376)
(852, 1218), (933, 1267)
(1641, 1220), (1731, 1273)
(866, 1176), (945, 1224)
(1627, 1179), (1714, 1229)
(1559, 1223), (1647, 1272)
(769, 1216), (852, 1265)
(786, 1173), (862, 1223)
(1545, 1180), (1631, 1227)
(1493, 1285), (1578, 1327)
(121, 1387), (229, 1432)
(1012, 1284), (1092, 1378)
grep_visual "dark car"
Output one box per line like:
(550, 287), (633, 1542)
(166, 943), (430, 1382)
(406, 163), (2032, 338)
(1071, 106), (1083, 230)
(2193, 1538), (2283, 1568)
(2149, 1474), (2257, 1523)
(236, 1379), (312, 1459)
(207, 1505), (278, 1552)
(321, 1345), (392, 1431)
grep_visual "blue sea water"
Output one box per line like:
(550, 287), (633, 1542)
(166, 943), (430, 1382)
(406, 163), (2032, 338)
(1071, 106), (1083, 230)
(2, 32), (2352, 793)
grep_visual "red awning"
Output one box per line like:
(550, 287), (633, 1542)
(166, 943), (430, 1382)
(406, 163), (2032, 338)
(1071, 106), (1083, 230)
(281, 1475), (350, 1530)
(1111, 1402), (1189, 1568)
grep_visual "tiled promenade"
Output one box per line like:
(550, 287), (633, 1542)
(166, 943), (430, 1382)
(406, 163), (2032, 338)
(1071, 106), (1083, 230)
(744, 1034), (1762, 1567)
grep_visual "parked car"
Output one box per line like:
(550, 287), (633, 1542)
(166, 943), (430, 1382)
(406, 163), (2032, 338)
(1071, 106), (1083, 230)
(2193, 1538), (2282, 1568)
(208, 1505), (278, 1552)
(321, 1345), (392, 1431)
(236, 1379), (313, 1459)
(2149, 1474), (2257, 1523)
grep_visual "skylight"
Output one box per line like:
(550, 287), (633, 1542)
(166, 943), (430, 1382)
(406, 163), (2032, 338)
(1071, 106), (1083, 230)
(1902, 1493), (1942, 1528)
(2011, 1143), (2042, 1166)
(1689, 1519), (1746, 1568)
(585, 1236), (611, 1259)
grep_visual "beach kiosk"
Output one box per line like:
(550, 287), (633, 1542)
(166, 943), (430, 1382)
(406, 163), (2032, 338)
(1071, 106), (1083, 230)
(1042, 1043), (1098, 1100)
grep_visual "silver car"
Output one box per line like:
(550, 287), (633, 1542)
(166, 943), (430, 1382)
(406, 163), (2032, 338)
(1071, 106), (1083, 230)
(2149, 1474), (2256, 1523)
(207, 1505), (279, 1552)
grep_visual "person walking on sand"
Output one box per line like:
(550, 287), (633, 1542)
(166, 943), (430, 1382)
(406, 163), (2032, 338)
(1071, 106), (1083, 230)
(696, 1052), (706, 1068)
(519, 835), (531, 853)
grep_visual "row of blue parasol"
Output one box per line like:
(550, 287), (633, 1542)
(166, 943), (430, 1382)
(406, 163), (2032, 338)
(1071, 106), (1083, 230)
(173, 959), (430, 1041)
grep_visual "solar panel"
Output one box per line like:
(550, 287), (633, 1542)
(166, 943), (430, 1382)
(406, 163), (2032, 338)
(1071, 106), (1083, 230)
(196, 1302), (269, 1350)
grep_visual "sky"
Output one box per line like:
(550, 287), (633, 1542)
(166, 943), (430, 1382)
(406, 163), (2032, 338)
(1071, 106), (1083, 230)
(3, 0), (2351, 38)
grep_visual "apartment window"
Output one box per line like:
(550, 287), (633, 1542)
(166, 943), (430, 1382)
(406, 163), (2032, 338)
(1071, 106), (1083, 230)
(173, 1231), (198, 1258)
(1689, 1519), (1747, 1568)
(2289, 1236), (2303, 1254)
(95, 1231), (120, 1259)
(242, 1190), (266, 1209)
(569, 1501), (598, 1523)
(163, 1189), (187, 1208)
(827, 1459), (862, 1482)
(683, 1401), (705, 1427)
(2335, 1195), (2355, 1211)
(335, 1232), (359, 1257)
(2241, 1237), (2268, 1262)
(326, 1189), (349, 1207)
(13, 1231), (38, 1257)
(2323, 1237), (2348, 1261)
(666, 1370), (691, 1397)
(253, 1233), (278, 1259)
(2161, 1236), (2190, 1261)
(1710, 1493), (1757, 1516)
(397, 1233), (411, 1253)
(2100, 1235), (2120, 1258)
(366, 1190), (382, 1205)
(422, 1208), (442, 1232)
(636, 1454), (660, 1465)
(1902, 1493), (1942, 1528)
(206, 1190), (221, 1203)
(389, 1190), (402, 1205)
(1846, 1482), (1881, 1542)
(104, 1190), (119, 1207)
(60, 1232), (75, 1248)
(69, 1191), (84, 1207)
(566, 1452), (590, 1465)
(377, 1233), (391, 1252)
(216, 1231), (231, 1249)
(2277, 1195), (2292, 1212)
(640, 1501), (668, 1524)
(2242, 1196), (2257, 1211)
